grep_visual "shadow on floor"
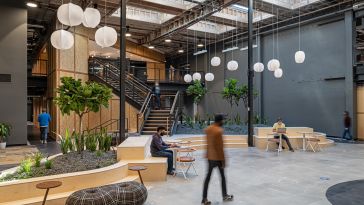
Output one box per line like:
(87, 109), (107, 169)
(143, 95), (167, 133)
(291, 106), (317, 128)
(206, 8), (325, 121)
(326, 180), (364, 205)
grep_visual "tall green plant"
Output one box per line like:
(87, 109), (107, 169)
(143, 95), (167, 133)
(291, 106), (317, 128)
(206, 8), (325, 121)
(60, 129), (73, 154)
(186, 80), (207, 105)
(85, 131), (98, 152)
(54, 77), (112, 153)
(0, 123), (11, 143)
(221, 78), (258, 108)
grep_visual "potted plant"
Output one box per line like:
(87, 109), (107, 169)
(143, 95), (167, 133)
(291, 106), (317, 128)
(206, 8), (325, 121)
(0, 123), (11, 149)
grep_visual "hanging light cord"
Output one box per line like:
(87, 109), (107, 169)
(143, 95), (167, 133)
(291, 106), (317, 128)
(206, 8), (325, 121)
(272, 3), (274, 59)
(298, 1), (301, 50)
(277, 8), (279, 59)
(214, 16), (217, 56)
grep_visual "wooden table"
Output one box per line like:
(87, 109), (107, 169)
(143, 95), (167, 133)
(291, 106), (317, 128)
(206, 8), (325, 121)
(297, 131), (313, 151)
(165, 139), (182, 144)
(36, 181), (62, 205)
(129, 165), (147, 185)
(268, 132), (287, 154)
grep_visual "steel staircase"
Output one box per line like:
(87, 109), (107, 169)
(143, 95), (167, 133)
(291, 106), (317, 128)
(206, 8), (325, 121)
(89, 58), (151, 109)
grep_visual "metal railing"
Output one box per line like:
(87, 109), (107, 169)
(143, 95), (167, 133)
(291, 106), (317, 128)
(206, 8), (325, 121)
(136, 92), (153, 133)
(169, 91), (181, 135)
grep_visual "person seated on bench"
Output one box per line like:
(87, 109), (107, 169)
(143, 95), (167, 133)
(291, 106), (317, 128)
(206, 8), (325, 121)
(150, 126), (177, 175)
(273, 118), (294, 152)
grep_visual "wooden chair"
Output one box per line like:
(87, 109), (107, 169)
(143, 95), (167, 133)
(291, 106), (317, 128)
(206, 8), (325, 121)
(306, 133), (321, 152)
(175, 148), (197, 179)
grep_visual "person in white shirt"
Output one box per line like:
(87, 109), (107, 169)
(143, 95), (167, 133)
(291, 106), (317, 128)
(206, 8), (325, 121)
(272, 118), (294, 152)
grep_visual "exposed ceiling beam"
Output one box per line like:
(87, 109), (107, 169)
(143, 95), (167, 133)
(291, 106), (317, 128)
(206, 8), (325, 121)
(142, 0), (240, 45)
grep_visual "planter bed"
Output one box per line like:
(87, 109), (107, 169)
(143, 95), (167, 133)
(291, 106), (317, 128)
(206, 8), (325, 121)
(175, 123), (267, 135)
(0, 151), (116, 182)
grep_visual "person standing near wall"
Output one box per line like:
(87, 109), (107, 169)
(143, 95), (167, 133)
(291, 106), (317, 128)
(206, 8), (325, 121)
(38, 109), (51, 144)
(202, 114), (233, 205)
(342, 111), (353, 141)
(152, 82), (161, 109)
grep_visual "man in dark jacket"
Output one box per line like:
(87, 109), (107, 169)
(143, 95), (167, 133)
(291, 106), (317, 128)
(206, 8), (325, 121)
(150, 126), (176, 175)
(201, 114), (233, 205)
(342, 111), (353, 141)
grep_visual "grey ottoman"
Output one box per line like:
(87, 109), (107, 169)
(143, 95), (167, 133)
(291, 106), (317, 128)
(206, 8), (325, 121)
(66, 187), (115, 205)
(111, 181), (148, 205)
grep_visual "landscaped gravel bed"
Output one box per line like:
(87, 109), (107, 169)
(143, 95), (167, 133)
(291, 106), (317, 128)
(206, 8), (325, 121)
(175, 124), (267, 135)
(0, 151), (116, 181)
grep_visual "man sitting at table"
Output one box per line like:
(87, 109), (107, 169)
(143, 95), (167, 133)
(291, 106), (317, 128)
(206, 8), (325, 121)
(273, 118), (294, 152)
(150, 126), (177, 175)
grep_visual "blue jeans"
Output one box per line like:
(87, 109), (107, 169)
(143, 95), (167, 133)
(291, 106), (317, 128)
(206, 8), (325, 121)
(152, 150), (173, 172)
(40, 126), (48, 141)
(342, 128), (352, 140)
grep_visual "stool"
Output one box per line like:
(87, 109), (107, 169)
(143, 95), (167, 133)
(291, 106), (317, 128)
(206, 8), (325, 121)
(36, 181), (62, 205)
(129, 165), (147, 185)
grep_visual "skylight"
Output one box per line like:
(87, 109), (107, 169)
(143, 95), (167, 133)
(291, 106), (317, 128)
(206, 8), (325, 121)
(112, 6), (175, 24)
(231, 4), (249, 13)
(187, 21), (235, 34)
(261, 0), (322, 9)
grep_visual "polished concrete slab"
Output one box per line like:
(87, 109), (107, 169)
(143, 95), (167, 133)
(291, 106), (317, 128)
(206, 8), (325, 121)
(145, 143), (364, 205)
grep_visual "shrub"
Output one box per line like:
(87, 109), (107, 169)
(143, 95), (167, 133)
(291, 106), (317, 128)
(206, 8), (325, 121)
(73, 132), (85, 152)
(0, 122), (11, 143)
(183, 114), (194, 128)
(96, 150), (103, 157)
(32, 152), (43, 167)
(19, 158), (32, 175)
(85, 131), (98, 152)
(60, 129), (73, 154)
(98, 128), (112, 152)
(45, 159), (52, 169)
(186, 80), (207, 105)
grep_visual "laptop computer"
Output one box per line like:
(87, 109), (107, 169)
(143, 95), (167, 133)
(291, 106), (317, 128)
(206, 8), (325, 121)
(277, 128), (287, 133)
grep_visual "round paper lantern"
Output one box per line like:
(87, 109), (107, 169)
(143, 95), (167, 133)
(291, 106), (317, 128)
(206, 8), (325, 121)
(227, 60), (238, 71)
(295, 51), (305, 63)
(192, 72), (201, 81)
(274, 68), (283, 78)
(95, 26), (117, 48)
(184, 74), (192, 83)
(50, 30), (74, 50)
(205, 73), (214, 81)
(271, 59), (280, 71)
(211, 56), (221, 67)
(57, 3), (84, 26)
(254, 62), (264, 72)
(83, 8), (101, 28)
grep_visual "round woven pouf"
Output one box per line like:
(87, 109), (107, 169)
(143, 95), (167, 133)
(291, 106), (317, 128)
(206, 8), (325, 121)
(111, 181), (148, 205)
(66, 187), (115, 205)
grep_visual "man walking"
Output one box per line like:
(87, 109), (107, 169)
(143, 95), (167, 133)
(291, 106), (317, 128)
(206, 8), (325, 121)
(202, 114), (233, 205)
(38, 109), (51, 144)
(342, 111), (353, 141)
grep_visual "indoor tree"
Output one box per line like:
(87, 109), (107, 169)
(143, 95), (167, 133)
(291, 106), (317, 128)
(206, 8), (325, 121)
(55, 77), (112, 149)
(186, 80), (207, 121)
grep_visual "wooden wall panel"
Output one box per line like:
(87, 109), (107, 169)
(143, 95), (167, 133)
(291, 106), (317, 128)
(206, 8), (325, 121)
(75, 34), (89, 74)
(111, 100), (120, 131)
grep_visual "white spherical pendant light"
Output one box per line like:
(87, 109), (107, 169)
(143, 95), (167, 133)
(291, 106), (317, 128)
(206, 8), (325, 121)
(192, 72), (201, 81)
(254, 62), (264, 73)
(295, 51), (305, 64)
(50, 29), (74, 50)
(184, 74), (192, 83)
(227, 60), (238, 71)
(211, 56), (221, 67)
(57, 3), (84, 26)
(274, 68), (283, 78)
(271, 59), (280, 71)
(205, 73), (214, 81)
(82, 8), (101, 28)
(95, 26), (117, 48)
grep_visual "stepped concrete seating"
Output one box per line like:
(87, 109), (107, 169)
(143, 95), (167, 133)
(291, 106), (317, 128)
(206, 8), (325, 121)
(254, 127), (334, 150)
(0, 162), (139, 205)
(117, 136), (167, 182)
(167, 135), (248, 150)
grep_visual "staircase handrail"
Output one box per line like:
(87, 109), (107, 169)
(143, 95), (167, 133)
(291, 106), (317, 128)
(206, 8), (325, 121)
(91, 58), (151, 93)
(137, 91), (153, 133)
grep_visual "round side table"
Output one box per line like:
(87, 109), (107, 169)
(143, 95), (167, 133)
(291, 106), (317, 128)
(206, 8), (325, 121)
(128, 165), (147, 185)
(36, 181), (62, 205)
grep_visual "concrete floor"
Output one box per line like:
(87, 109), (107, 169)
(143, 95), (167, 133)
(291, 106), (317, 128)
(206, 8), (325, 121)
(145, 143), (364, 205)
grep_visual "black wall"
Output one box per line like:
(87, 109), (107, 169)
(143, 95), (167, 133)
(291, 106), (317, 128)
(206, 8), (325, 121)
(171, 12), (354, 137)
(0, 1), (27, 145)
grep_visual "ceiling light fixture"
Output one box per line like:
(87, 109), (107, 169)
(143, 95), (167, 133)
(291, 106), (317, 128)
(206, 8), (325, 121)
(27, 2), (38, 8)
(148, 45), (155, 49)
(125, 26), (132, 37)
(165, 38), (172, 43)
(197, 41), (204, 48)
(231, 4), (248, 12)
